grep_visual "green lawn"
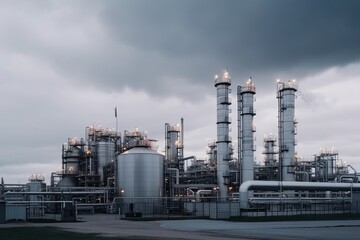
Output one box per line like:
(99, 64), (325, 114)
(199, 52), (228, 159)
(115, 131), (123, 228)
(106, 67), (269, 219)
(0, 227), (126, 240)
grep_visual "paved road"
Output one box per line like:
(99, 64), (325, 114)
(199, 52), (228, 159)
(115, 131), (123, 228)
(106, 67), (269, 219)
(1, 215), (360, 239)
(159, 219), (360, 239)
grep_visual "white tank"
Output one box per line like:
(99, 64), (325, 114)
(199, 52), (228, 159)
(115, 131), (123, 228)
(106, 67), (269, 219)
(117, 147), (164, 199)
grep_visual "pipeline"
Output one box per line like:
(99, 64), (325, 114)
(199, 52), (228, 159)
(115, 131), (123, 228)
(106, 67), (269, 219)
(239, 180), (360, 209)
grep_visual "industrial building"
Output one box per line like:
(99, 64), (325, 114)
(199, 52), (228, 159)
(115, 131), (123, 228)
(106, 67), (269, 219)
(1, 71), (360, 222)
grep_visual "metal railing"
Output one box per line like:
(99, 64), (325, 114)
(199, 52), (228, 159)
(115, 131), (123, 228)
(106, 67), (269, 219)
(109, 197), (360, 220)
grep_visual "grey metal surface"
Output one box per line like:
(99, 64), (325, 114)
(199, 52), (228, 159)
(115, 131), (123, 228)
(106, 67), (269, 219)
(96, 140), (116, 184)
(117, 147), (164, 200)
(277, 80), (297, 181)
(63, 147), (81, 174)
(215, 72), (232, 201)
(57, 176), (78, 188)
(166, 124), (181, 163)
(263, 135), (277, 167)
(238, 78), (256, 183)
(239, 180), (360, 208)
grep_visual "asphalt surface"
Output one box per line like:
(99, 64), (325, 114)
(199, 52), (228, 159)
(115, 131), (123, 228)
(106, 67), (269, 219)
(1, 215), (360, 239)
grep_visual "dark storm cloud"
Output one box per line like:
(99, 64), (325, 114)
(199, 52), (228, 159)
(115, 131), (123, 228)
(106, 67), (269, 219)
(2, 0), (360, 98)
(99, 0), (360, 90)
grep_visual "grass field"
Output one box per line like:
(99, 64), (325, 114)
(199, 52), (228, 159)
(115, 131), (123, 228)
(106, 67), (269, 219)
(0, 227), (127, 240)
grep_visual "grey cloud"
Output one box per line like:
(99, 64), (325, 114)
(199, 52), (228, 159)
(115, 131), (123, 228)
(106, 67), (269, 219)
(2, 1), (360, 101)
(100, 0), (360, 88)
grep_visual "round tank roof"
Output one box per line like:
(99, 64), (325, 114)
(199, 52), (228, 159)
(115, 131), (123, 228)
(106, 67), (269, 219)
(121, 147), (164, 156)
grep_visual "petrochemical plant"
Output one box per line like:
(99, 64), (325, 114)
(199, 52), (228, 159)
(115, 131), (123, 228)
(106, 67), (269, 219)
(1, 71), (360, 221)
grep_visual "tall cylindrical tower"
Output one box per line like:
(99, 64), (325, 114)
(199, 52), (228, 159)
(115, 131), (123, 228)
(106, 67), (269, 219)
(165, 119), (184, 172)
(214, 71), (231, 201)
(238, 78), (256, 184)
(277, 80), (298, 181)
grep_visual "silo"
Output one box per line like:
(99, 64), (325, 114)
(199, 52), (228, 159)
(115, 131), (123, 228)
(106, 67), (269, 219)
(117, 147), (164, 214)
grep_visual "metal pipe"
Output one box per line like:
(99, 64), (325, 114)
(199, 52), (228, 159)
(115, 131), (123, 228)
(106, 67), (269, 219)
(168, 168), (179, 185)
(339, 174), (360, 183)
(165, 123), (169, 161)
(180, 117), (184, 160)
(295, 171), (309, 182)
(4, 191), (106, 196)
(239, 180), (360, 209)
(7, 200), (73, 204)
(347, 165), (357, 181)
(186, 188), (195, 197)
(173, 184), (217, 189)
(178, 156), (196, 161)
(195, 190), (212, 202)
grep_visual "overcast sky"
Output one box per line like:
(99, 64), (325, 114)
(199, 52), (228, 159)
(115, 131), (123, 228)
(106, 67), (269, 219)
(1, 0), (360, 184)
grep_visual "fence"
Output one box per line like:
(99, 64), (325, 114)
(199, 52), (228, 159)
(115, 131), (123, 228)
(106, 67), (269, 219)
(243, 200), (353, 217)
(4, 198), (360, 222)
(5, 201), (76, 222)
(112, 197), (360, 220)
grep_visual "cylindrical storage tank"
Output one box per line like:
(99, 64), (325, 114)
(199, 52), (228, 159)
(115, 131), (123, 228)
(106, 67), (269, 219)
(96, 140), (116, 185)
(117, 147), (164, 215)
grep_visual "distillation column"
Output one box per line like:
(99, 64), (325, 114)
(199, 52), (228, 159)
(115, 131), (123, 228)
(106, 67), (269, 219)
(263, 134), (277, 167)
(238, 78), (256, 184)
(263, 134), (278, 180)
(214, 71), (232, 200)
(165, 119), (184, 172)
(277, 80), (298, 181)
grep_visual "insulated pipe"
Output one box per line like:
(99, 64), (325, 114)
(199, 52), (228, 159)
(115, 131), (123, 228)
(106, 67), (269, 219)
(195, 190), (212, 202)
(4, 191), (107, 195)
(186, 188), (195, 197)
(295, 171), (309, 182)
(179, 156), (196, 161)
(168, 168), (179, 185)
(239, 180), (360, 209)
(173, 184), (217, 188)
(347, 165), (357, 179)
(338, 174), (360, 183)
